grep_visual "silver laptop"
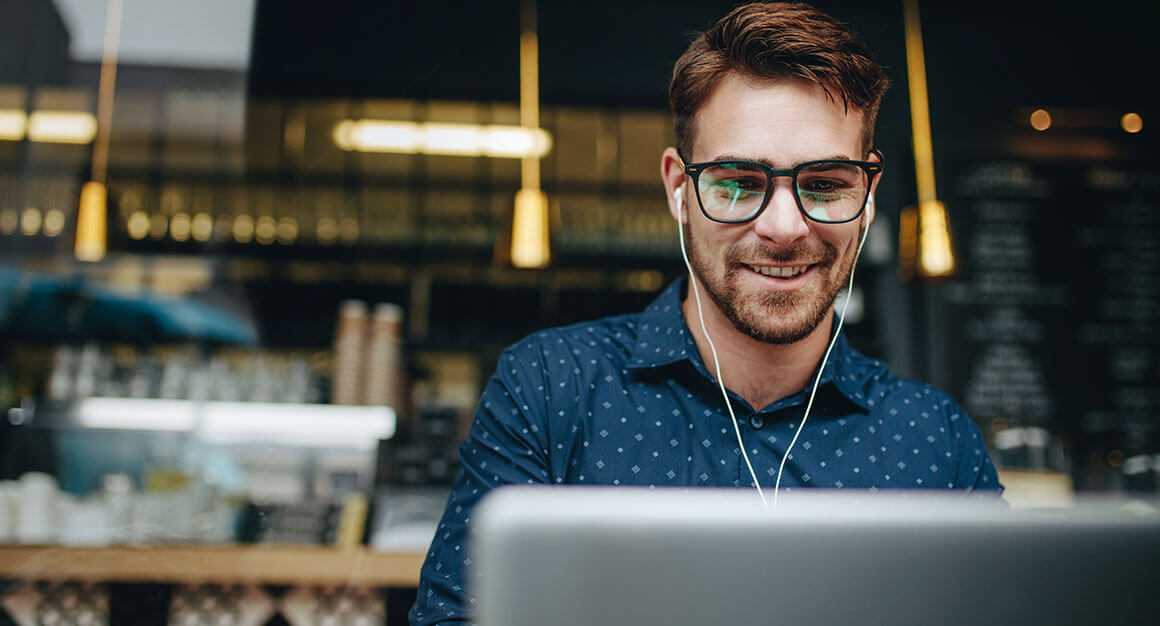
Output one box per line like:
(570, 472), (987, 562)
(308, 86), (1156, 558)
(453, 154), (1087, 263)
(472, 488), (1160, 626)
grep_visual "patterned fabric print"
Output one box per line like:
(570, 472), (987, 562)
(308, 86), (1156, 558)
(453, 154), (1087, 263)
(0, 582), (108, 626)
(410, 278), (1004, 626)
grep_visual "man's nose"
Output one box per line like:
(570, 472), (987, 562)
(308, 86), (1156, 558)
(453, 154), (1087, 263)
(751, 181), (810, 245)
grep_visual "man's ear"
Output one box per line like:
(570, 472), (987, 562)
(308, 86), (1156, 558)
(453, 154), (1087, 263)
(660, 147), (688, 223)
(865, 149), (883, 226)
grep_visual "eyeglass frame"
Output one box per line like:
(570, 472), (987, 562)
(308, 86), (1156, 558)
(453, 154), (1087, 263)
(679, 148), (885, 225)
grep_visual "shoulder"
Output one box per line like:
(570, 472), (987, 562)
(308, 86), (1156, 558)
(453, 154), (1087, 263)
(865, 371), (1000, 491)
(839, 345), (963, 422)
(487, 313), (646, 440)
(869, 369), (975, 434)
(829, 339), (1002, 493)
(489, 312), (645, 407)
(842, 347), (983, 443)
(499, 278), (685, 372)
(499, 311), (645, 376)
(871, 370), (998, 479)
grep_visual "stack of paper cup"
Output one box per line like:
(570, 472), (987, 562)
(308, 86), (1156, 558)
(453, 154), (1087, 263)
(364, 303), (404, 410)
(332, 300), (368, 405)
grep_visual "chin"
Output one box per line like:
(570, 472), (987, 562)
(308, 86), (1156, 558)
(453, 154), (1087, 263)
(730, 291), (830, 345)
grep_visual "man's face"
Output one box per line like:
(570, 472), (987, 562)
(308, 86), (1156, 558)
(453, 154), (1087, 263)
(667, 73), (877, 345)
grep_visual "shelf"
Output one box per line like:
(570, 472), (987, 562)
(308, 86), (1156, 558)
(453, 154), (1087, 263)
(0, 545), (425, 586)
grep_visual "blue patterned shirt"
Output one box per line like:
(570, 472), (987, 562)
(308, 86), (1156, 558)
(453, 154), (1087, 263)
(410, 278), (1003, 625)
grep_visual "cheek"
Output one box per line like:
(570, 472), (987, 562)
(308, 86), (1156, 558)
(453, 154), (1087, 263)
(817, 224), (860, 255)
(690, 220), (730, 258)
(689, 217), (764, 270)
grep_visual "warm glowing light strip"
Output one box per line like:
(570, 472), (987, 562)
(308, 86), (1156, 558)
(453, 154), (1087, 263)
(26, 111), (98, 144)
(0, 110), (102, 143)
(333, 120), (552, 159)
(0, 110), (27, 140)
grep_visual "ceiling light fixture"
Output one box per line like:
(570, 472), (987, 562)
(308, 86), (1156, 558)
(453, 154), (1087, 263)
(1121, 112), (1143, 134)
(333, 120), (551, 159)
(1029, 108), (1052, 131)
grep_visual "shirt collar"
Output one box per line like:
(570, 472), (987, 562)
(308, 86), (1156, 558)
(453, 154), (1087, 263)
(627, 278), (874, 411)
(626, 278), (698, 370)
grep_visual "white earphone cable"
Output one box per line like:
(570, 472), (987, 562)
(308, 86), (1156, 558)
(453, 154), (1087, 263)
(676, 185), (873, 510)
(676, 190), (768, 509)
(771, 214), (871, 507)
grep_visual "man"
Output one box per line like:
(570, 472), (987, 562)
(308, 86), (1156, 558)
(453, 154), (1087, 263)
(410, 3), (1002, 624)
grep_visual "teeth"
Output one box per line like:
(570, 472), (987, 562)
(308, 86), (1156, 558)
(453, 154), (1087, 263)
(750, 265), (809, 278)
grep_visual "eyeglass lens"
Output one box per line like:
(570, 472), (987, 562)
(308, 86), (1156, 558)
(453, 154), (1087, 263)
(696, 162), (869, 223)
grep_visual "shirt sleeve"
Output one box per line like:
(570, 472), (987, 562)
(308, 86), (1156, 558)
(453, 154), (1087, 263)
(409, 347), (552, 626)
(945, 397), (1005, 495)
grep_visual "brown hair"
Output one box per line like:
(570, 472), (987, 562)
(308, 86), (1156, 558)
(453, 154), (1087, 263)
(669, 2), (890, 160)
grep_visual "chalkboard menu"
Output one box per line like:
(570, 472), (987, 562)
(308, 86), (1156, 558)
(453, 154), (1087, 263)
(936, 158), (1159, 481)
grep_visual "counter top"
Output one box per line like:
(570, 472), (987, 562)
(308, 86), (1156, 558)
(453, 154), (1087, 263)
(0, 545), (425, 586)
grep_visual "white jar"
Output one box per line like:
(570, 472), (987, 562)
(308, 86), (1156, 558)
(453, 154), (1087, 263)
(16, 472), (59, 544)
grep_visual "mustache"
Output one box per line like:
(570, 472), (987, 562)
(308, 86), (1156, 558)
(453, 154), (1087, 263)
(726, 241), (838, 266)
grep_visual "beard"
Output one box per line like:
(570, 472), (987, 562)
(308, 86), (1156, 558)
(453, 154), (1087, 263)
(684, 222), (859, 345)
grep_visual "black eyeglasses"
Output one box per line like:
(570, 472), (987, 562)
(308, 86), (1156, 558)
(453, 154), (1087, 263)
(681, 149), (884, 224)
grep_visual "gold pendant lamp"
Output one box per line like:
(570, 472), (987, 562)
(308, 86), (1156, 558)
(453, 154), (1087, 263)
(900, 0), (956, 279)
(509, 0), (550, 269)
(75, 0), (123, 263)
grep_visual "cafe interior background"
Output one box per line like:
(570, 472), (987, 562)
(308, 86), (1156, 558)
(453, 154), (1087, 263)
(0, 0), (1157, 624)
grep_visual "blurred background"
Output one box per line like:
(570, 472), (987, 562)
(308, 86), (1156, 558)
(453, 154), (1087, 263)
(0, 0), (1157, 621)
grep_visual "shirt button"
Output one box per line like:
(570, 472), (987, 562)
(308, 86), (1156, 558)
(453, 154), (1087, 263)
(749, 415), (765, 430)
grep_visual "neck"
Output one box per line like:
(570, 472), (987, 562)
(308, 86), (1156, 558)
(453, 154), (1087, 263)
(682, 278), (835, 411)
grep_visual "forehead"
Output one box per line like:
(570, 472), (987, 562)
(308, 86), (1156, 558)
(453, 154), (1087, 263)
(690, 72), (866, 165)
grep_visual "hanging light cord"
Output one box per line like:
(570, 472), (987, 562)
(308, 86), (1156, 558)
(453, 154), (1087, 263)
(91, 0), (124, 185)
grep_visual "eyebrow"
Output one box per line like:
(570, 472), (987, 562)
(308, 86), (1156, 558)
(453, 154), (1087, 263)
(711, 154), (853, 167)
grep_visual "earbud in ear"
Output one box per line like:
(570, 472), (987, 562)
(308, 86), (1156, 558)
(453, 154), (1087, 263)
(673, 185), (685, 215)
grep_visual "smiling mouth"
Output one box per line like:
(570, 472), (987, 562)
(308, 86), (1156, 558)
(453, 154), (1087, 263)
(745, 264), (814, 278)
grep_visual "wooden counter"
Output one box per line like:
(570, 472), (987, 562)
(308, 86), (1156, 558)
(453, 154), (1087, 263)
(0, 545), (425, 586)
